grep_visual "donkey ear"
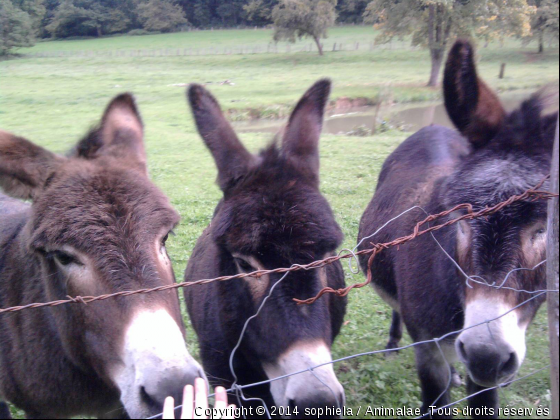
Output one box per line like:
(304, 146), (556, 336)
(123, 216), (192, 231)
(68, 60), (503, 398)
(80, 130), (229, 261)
(444, 40), (505, 148)
(73, 94), (146, 172)
(0, 131), (64, 200)
(188, 84), (255, 190)
(282, 79), (331, 183)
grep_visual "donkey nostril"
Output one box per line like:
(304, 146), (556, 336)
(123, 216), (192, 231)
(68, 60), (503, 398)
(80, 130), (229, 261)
(501, 351), (518, 376)
(289, 399), (297, 410)
(458, 340), (468, 361)
(140, 386), (160, 408)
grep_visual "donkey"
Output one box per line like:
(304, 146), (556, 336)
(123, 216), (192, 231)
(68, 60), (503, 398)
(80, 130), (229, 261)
(0, 94), (204, 419)
(184, 80), (347, 417)
(358, 40), (557, 418)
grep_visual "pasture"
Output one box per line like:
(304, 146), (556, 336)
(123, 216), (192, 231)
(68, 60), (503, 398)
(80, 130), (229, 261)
(1, 26), (558, 418)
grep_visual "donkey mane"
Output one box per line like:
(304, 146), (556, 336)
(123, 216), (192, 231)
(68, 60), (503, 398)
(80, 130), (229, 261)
(493, 89), (558, 154)
(443, 89), (558, 210)
(227, 140), (315, 193)
(69, 127), (105, 159)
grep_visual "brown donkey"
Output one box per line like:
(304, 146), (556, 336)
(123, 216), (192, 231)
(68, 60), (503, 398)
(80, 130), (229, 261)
(0, 95), (204, 419)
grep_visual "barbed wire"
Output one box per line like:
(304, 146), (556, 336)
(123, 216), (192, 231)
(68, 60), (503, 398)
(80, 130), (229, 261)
(295, 176), (555, 305)
(146, 287), (553, 419)
(142, 178), (557, 420)
(0, 178), (555, 316)
(2, 178), (557, 420)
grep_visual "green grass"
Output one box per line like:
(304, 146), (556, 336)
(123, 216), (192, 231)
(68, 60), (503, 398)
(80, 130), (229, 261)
(1, 27), (558, 419)
(17, 27), (398, 53)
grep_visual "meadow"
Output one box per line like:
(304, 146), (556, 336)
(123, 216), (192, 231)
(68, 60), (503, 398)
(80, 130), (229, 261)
(1, 27), (558, 419)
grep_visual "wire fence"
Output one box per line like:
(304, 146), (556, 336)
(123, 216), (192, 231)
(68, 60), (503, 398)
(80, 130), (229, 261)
(23, 39), (417, 59)
(1, 178), (558, 419)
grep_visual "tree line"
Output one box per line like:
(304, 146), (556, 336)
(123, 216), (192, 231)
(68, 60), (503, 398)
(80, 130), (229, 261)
(1, 0), (559, 86)
(0, 0), (368, 41)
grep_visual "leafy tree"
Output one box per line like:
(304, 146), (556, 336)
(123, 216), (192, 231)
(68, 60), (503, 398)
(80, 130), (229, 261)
(216, 1), (243, 25)
(477, 1), (534, 47)
(526, 0), (559, 52)
(0, 0), (34, 55)
(244, 0), (275, 25)
(337, 0), (368, 23)
(46, 0), (131, 38)
(272, 0), (337, 55)
(364, 0), (534, 87)
(193, 1), (211, 27)
(137, 0), (188, 33)
(11, 0), (45, 35)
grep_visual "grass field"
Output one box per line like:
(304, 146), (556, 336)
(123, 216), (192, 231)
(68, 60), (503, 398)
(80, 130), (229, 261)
(1, 27), (558, 419)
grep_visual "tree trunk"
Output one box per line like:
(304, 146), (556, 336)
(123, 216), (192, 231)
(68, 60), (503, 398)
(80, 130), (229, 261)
(426, 4), (452, 87)
(428, 48), (444, 87)
(313, 36), (324, 56)
(96, 25), (102, 38)
(539, 32), (544, 54)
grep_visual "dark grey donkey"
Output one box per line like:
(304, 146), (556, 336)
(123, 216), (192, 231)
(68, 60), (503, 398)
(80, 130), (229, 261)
(184, 80), (347, 419)
(358, 40), (557, 418)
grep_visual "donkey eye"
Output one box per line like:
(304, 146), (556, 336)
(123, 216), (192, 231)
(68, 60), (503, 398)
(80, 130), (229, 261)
(532, 228), (546, 242)
(50, 251), (80, 267)
(162, 230), (175, 247)
(235, 258), (254, 273)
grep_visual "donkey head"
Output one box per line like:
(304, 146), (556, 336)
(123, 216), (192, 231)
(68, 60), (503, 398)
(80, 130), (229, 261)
(443, 40), (557, 388)
(189, 80), (346, 411)
(0, 95), (204, 417)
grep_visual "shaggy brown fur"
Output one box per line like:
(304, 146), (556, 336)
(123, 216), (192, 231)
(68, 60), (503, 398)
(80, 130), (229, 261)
(0, 95), (186, 419)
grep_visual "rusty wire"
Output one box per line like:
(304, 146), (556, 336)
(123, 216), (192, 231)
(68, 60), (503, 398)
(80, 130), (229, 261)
(295, 176), (555, 305)
(146, 289), (553, 419)
(0, 178), (556, 315)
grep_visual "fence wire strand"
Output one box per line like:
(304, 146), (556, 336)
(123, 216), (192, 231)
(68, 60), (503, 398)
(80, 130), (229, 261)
(2, 179), (557, 420)
(0, 179), (554, 315)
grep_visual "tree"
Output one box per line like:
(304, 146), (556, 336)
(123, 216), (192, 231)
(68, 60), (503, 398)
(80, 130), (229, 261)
(216, 1), (243, 26)
(0, 0), (35, 55)
(244, 0), (275, 25)
(476, 1), (534, 47)
(192, 1), (211, 27)
(11, 0), (46, 35)
(46, 0), (131, 38)
(364, 0), (534, 87)
(272, 0), (337, 55)
(337, 0), (368, 23)
(137, 0), (188, 33)
(526, 0), (559, 53)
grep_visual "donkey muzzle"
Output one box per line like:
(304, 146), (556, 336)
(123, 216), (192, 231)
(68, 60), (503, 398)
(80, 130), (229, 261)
(264, 341), (345, 419)
(457, 297), (527, 388)
(114, 309), (205, 418)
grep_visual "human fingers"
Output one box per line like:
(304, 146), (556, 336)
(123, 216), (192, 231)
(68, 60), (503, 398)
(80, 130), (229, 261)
(182, 385), (194, 420)
(214, 386), (228, 411)
(162, 397), (176, 420)
(194, 378), (209, 419)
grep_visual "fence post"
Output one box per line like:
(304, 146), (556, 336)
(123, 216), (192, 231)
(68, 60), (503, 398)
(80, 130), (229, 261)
(548, 117), (559, 419)
(499, 63), (506, 79)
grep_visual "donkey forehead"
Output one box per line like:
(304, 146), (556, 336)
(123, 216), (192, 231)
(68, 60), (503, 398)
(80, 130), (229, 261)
(446, 154), (549, 208)
(31, 163), (179, 240)
(216, 188), (342, 255)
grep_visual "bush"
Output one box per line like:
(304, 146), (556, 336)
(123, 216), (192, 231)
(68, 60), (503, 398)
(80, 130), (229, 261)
(0, 0), (35, 55)
(127, 29), (159, 36)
